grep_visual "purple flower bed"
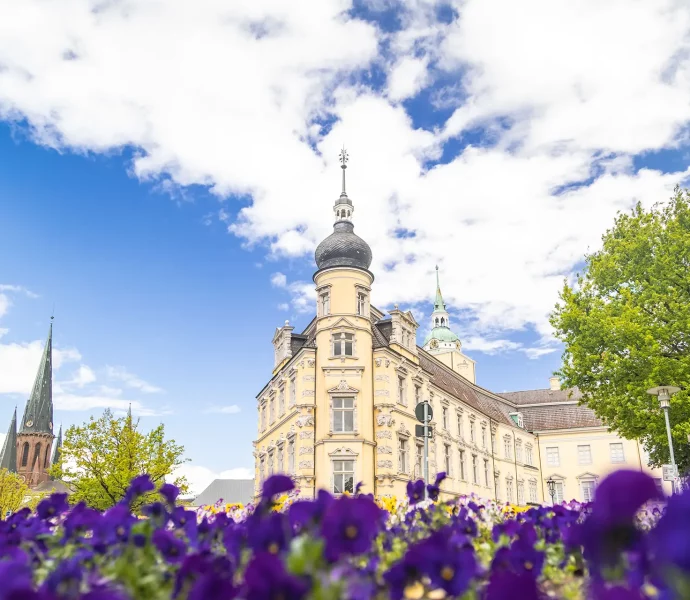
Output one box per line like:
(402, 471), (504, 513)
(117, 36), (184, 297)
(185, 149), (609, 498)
(0, 470), (684, 599)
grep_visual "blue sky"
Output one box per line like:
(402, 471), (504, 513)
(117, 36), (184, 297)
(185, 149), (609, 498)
(0, 0), (689, 494)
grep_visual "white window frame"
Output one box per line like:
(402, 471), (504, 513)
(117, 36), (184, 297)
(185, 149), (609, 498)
(580, 479), (596, 502)
(414, 384), (421, 404)
(525, 444), (533, 466)
(268, 451), (275, 476)
(546, 446), (560, 467)
(504, 437), (512, 460)
(442, 407), (448, 429)
(289, 377), (296, 407)
(415, 443), (423, 478)
(516, 440), (523, 463)
(332, 332), (355, 357)
(506, 478), (514, 503)
(398, 376), (407, 406)
(331, 396), (356, 433)
(398, 436), (409, 474)
(278, 386), (285, 417)
(269, 396), (276, 424)
(483, 459), (489, 487)
(577, 444), (592, 466)
(457, 413), (463, 439)
(470, 420), (476, 443)
(610, 442), (625, 464)
(444, 443), (452, 476)
(472, 454), (478, 484)
(517, 480), (525, 505)
(277, 444), (284, 473)
(260, 403), (267, 431)
(319, 290), (331, 316)
(287, 439), (295, 474)
(459, 449), (466, 480)
(481, 426), (487, 449)
(332, 459), (355, 495)
(528, 479), (538, 503)
(356, 292), (367, 316)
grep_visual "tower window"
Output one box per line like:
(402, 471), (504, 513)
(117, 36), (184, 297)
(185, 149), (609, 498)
(333, 333), (354, 356)
(441, 317), (445, 326)
(435, 318), (439, 326)
(319, 292), (330, 317)
(44, 445), (50, 468)
(21, 442), (29, 467)
(357, 293), (367, 316)
(34, 443), (42, 468)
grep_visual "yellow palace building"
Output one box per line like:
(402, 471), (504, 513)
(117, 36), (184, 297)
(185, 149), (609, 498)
(252, 153), (670, 504)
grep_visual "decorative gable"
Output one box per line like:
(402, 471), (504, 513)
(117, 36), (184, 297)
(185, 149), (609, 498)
(272, 320), (295, 369)
(389, 306), (419, 355)
(327, 380), (360, 394)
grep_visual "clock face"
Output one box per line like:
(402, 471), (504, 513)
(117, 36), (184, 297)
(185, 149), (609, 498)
(26, 420), (33, 427)
(49, 422), (53, 430)
(430, 339), (439, 349)
(455, 340), (461, 349)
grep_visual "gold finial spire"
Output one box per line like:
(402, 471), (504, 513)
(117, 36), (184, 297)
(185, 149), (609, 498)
(339, 146), (349, 196)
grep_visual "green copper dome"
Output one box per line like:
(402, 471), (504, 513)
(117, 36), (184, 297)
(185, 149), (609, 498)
(423, 326), (460, 346)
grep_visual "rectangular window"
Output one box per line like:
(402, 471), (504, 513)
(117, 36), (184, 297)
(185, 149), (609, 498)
(610, 443), (625, 464)
(457, 414), (463, 438)
(506, 479), (514, 503)
(470, 420), (476, 443)
(495, 475), (500, 500)
(260, 458), (265, 485)
(581, 480), (595, 502)
(459, 450), (466, 480)
(269, 398), (275, 424)
(442, 407), (448, 429)
(529, 481), (537, 503)
(444, 444), (452, 476)
(554, 481), (564, 504)
(416, 444), (423, 478)
(333, 460), (354, 494)
(278, 447), (284, 473)
(398, 438), (409, 473)
(268, 452), (274, 476)
(483, 459), (489, 487)
(332, 397), (355, 432)
(517, 481), (525, 505)
(577, 445), (592, 465)
(357, 292), (366, 316)
(546, 447), (560, 467)
(481, 426), (487, 449)
(320, 292), (330, 316)
(472, 455), (478, 484)
(288, 440), (295, 474)
(261, 405), (266, 430)
(414, 385), (421, 404)
(516, 441), (523, 463)
(504, 438), (512, 460)
(525, 445), (533, 466)
(333, 333), (354, 356)
(290, 378), (296, 407)
(278, 388), (285, 417)
(491, 433), (496, 453)
(398, 376), (406, 405)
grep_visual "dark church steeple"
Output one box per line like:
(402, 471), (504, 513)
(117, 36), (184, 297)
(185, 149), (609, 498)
(0, 407), (17, 473)
(16, 319), (55, 486)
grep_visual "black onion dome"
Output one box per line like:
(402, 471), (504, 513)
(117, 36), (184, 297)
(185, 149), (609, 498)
(315, 221), (373, 272)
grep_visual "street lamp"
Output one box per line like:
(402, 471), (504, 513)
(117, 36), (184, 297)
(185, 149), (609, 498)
(647, 385), (681, 494)
(546, 477), (556, 505)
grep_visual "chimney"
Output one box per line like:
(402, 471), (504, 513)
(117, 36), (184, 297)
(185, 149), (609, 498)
(549, 376), (561, 391)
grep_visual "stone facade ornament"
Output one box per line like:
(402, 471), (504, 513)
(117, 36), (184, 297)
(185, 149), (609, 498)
(299, 446), (314, 455)
(376, 414), (395, 427)
(307, 359), (315, 367)
(374, 390), (389, 397)
(377, 445), (393, 454)
(301, 390), (315, 397)
(299, 431), (314, 439)
(298, 460), (313, 469)
(337, 379), (349, 390)
(376, 431), (392, 439)
(377, 460), (393, 469)
(303, 375), (315, 382)
(375, 374), (390, 382)
(296, 415), (314, 428)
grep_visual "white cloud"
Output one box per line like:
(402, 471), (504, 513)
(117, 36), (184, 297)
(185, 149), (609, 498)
(387, 56), (429, 101)
(172, 464), (253, 497)
(0, 284), (38, 318)
(105, 366), (162, 394)
(203, 404), (241, 415)
(68, 365), (96, 387)
(0, 0), (689, 351)
(270, 272), (287, 288)
(277, 303), (290, 311)
(462, 336), (521, 355)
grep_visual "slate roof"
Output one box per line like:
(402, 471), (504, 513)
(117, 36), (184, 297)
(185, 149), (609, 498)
(499, 388), (603, 430)
(193, 479), (255, 507)
(20, 323), (54, 435)
(33, 479), (71, 494)
(498, 388), (583, 405)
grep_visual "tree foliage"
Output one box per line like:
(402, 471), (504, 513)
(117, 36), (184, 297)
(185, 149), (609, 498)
(0, 468), (29, 517)
(550, 186), (690, 472)
(52, 409), (188, 511)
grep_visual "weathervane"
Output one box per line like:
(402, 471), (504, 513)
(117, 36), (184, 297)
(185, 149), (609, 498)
(339, 146), (349, 195)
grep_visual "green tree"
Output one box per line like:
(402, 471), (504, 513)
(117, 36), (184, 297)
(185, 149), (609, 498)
(0, 468), (29, 517)
(51, 408), (189, 511)
(550, 186), (690, 472)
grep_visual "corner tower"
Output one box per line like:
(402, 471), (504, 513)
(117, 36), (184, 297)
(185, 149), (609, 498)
(312, 149), (376, 495)
(17, 319), (55, 487)
(422, 267), (477, 383)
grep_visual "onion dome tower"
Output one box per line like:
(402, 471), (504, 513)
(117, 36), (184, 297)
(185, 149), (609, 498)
(314, 148), (373, 277)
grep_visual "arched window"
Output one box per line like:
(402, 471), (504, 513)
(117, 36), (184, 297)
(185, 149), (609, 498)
(21, 442), (29, 467)
(441, 317), (445, 326)
(435, 318), (439, 326)
(44, 445), (51, 468)
(34, 443), (42, 467)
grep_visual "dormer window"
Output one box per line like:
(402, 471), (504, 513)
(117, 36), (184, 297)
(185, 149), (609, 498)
(333, 332), (354, 356)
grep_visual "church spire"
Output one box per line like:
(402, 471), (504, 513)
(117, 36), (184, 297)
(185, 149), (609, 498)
(434, 265), (446, 312)
(20, 318), (54, 435)
(0, 407), (17, 472)
(50, 424), (62, 477)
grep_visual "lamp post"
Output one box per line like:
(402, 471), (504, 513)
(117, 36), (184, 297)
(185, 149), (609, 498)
(546, 477), (556, 505)
(647, 385), (681, 494)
